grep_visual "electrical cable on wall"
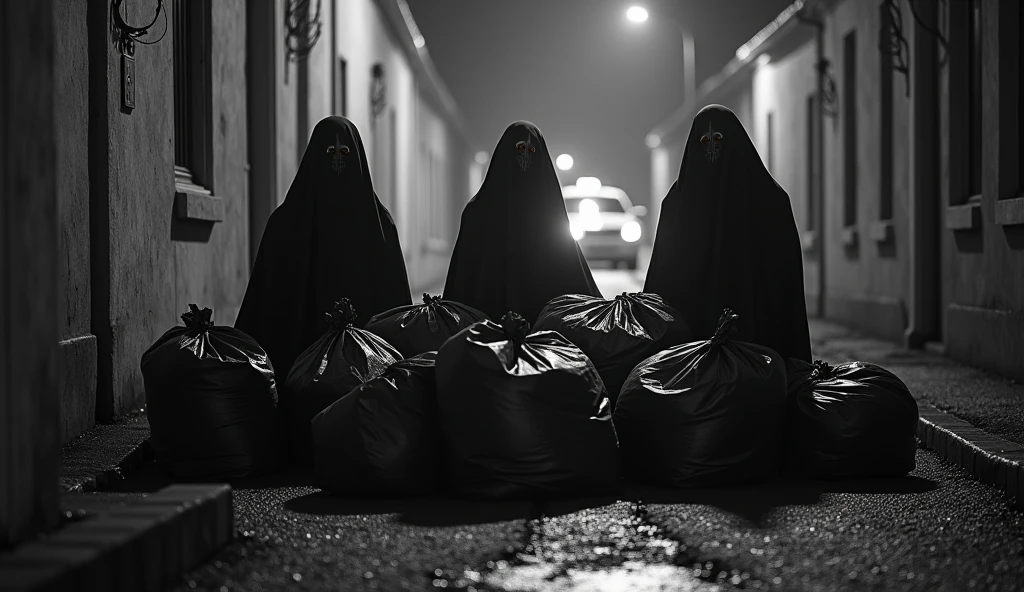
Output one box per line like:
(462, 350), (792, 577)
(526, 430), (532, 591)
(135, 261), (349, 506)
(284, 0), (323, 82)
(818, 58), (839, 120)
(906, 0), (949, 66)
(111, 0), (167, 56)
(879, 0), (911, 97)
(878, 0), (949, 98)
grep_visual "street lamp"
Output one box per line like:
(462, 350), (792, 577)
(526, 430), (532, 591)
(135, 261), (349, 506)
(626, 6), (648, 23)
(556, 154), (574, 171)
(626, 5), (697, 108)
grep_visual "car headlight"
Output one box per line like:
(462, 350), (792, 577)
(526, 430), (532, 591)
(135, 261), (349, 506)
(620, 221), (642, 243)
(570, 220), (586, 241)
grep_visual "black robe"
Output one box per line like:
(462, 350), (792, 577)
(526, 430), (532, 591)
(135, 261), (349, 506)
(235, 116), (412, 379)
(443, 121), (601, 323)
(644, 105), (812, 362)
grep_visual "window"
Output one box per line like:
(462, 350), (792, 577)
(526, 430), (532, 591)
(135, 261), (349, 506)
(967, 0), (983, 198)
(880, 4), (894, 221)
(389, 107), (397, 209)
(172, 0), (212, 189)
(806, 93), (817, 231)
(1019, 0), (1024, 191)
(843, 30), (857, 228)
(766, 111), (775, 174)
(334, 57), (347, 117)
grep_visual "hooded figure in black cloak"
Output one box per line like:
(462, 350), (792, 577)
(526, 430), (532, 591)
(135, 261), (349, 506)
(644, 105), (812, 362)
(235, 116), (412, 379)
(443, 121), (601, 323)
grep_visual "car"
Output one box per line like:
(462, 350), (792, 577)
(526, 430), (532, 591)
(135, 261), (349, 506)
(562, 179), (647, 270)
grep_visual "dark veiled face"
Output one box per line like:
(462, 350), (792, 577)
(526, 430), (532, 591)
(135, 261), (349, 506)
(698, 121), (726, 164)
(325, 134), (353, 175)
(513, 130), (539, 172)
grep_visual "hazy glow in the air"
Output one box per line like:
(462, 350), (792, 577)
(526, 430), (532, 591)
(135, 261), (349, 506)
(570, 220), (586, 241)
(579, 198), (604, 231)
(626, 6), (649, 23)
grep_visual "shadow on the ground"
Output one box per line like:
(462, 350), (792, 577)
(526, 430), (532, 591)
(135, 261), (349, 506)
(102, 461), (321, 494)
(630, 476), (936, 525)
(101, 462), (937, 529)
(283, 492), (540, 526)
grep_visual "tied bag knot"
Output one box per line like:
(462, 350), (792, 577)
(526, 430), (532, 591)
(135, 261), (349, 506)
(500, 311), (531, 347)
(422, 293), (441, 333)
(809, 360), (835, 381)
(710, 308), (739, 346)
(325, 298), (358, 330)
(181, 304), (214, 331)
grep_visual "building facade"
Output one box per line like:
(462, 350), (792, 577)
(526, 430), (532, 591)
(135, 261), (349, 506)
(648, 0), (1024, 381)
(3, 0), (481, 547)
(55, 0), (480, 449)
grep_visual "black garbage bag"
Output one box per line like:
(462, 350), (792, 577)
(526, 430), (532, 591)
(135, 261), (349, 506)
(533, 292), (691, 403)
(364, 293), (489, 357)
(614, 309), (787, 488)
(784, 359), (919, 478)
(436, 312), (621, 499)
(311, 352), (441, 496)
(284, 299), (403, 465)
(140, 304), (285, 479)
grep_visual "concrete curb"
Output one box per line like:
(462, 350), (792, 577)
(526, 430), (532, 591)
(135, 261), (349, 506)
(0, 483), (234, 592)
(916, 403), (1024, 511)
(66, 438), (154, 494)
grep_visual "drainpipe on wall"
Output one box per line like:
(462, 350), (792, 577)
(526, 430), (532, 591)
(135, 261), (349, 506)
(797, 7), (827, 319)
(904, 0), (941, 349)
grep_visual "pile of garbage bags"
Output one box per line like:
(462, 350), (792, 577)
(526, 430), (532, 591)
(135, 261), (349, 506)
(140, 304), (285, 479)
(284, 299), (403, 465)
(142, 298), (920, 495)
(614, 309), (788, 487)
(312, 352), (441, 496)
(364, 293), (489, 357)
(436, 312), (621, 499)
(534, 292), (690, 403)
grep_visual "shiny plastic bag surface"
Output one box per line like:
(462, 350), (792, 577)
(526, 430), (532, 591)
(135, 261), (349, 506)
(533, 292), (691, 403)
(364, 293), (489, 357)
(312, 352), (441, 496)
(140, 304), (285, 479)
(614, 309), (787, 488)
(284, 299), (403, 465)
(784, 359), (919, 478)
(436, 312), (621, 499)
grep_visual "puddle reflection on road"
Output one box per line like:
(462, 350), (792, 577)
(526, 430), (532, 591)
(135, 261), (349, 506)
(432, 501), (762, 591)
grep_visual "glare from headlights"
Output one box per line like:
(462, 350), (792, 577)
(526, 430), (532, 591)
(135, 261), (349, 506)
(570, 220), (586, 241)
(621, 220), (642, 243)
(578, 199), (603, 231)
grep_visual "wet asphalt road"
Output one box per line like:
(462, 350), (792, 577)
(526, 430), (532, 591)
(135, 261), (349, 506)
(136, 269), (1024, 591)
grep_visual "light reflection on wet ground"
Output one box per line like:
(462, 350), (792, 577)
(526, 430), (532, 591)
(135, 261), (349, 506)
(432, 501), (762, 591)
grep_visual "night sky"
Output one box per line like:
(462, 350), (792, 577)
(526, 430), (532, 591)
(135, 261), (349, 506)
(408, 0), (795, 206)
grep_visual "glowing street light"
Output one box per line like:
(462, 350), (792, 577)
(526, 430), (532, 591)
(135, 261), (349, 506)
(556, 154), (574, 171)
(626, 6), (649, 23)
(475, 151), (489, 164)
(626, 6), (696, 108)
(645, 133), (661, 149)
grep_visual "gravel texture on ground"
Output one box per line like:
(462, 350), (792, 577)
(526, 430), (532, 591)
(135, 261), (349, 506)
(644, 449), (1024, 592)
